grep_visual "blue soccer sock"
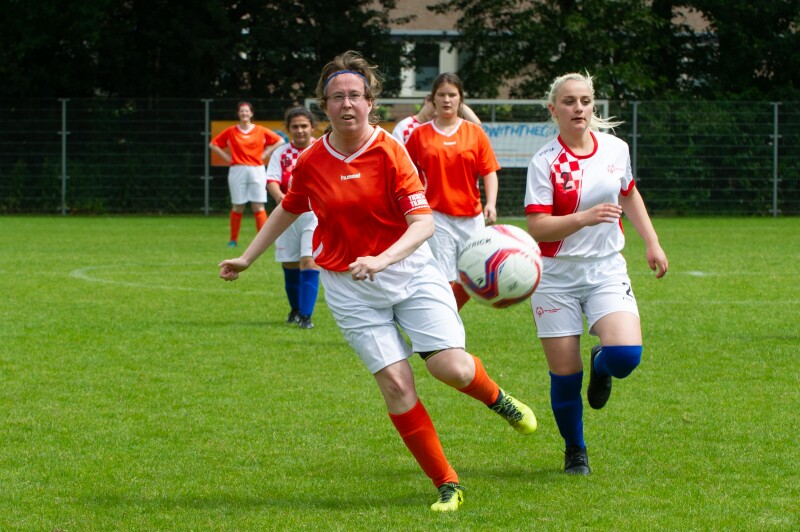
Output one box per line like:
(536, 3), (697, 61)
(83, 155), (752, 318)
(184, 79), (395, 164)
(593, 345), (642, 379)
(550, 371), (585, 449)
(298, 269), (320, 318)
(283, 267), (300, 311)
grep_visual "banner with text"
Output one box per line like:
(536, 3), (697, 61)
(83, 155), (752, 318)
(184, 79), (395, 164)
(482, 122), (559, 168)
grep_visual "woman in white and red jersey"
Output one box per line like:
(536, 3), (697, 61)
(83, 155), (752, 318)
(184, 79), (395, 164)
(266, 106), (320, 330)
(210, 101), (285, 247)
(219, 51), (536, 513)
(405, 73), (500, 310)
(525, 72), (668, 476)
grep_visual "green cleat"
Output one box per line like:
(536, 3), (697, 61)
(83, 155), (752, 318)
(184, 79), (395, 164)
(489, 389), (537, 434)
(430, 482), (464, 512)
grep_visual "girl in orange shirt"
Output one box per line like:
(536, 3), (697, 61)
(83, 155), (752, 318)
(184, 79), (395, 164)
(405, 74), (501, 310)
(210, 101), (285, 247)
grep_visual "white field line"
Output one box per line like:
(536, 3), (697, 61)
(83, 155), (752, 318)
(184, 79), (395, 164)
(69, 265), (273, 296)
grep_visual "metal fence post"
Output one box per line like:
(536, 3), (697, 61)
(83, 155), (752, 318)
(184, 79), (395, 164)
(58, 98), (70, 215)
(202, 98), (213, 215)
(771, 102), (781, 217)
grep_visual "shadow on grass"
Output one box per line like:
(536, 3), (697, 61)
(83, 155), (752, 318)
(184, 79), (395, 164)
(83, 491), (423, 511)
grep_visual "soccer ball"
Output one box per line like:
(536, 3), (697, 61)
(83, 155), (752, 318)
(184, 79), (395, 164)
(457, 224), (543, 308)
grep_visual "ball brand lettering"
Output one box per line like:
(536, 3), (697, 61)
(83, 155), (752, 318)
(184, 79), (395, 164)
(458, 224), (542, 309)
(464, 238), (492, 251)
(340, 173), (361, 181)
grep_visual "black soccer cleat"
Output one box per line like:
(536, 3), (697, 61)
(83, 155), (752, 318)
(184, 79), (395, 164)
(564, 445), (591, 475)
(297, 314), (314, 329)
(286, 309), (301, 325)
(587, 345), (612, 410)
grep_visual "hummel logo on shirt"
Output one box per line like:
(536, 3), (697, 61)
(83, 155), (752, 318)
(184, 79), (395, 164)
(341, 173), (361, 181)
(443, 141), (456, 146)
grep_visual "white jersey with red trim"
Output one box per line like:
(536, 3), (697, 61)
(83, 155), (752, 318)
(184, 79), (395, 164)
(391, 115), (422, 144)
(524, 131), (635, 260)
(266, 139), (316, 194)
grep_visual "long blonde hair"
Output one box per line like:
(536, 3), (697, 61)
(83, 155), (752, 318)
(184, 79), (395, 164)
(546, 72), (622, 131)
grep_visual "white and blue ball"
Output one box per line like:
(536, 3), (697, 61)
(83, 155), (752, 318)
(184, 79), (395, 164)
(457, 224), (543, 308)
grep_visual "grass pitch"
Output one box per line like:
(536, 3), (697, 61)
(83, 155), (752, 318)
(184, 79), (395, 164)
(1, 216), (798, 530)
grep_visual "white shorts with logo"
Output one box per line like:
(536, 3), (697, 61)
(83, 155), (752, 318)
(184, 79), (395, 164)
(530, 253), (639, 338)
(430, 210), (485, 282)
(321, 243), (466, 374)
(274, 212), (318, 262)
(228, 164), (267, 205)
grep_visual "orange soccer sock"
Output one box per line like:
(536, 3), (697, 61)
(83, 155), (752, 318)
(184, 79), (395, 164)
(451, 282), (471, 310)
(457, 355), (501, 405)
(389, 399), (458, 487)
(229, 211), (243, 242)
(254, 210), (268, 231)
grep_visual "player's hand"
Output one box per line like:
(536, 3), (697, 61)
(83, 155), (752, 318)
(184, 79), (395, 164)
(219, 257), (251, 281)
(582, 203), (622, 226)
(483, 204), (497, 225)
(647, 245), (669, 279)
(349, 256), (388, 282)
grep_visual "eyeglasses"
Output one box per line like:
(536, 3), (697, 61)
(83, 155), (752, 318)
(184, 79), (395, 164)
(328, 93), (366, 104)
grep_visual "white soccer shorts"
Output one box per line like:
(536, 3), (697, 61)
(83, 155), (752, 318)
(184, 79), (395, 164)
(530, 253), (639, 338)
(429, 210), (485, 282)
(274, 212), (318, 262)
(228, 164), (267, 205)
(321, 244), (466, 374)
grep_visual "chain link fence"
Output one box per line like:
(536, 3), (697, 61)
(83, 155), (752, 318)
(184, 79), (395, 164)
(1, 98), (798, 216)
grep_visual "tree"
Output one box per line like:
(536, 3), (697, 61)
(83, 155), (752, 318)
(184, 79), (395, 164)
(0, 0), (114, 97)
(0, 0), (410, 99)
(429, 0), (683, 100)
(430, 0), (800, 101)
(227, 0), (411, 101)
(683, 0), (800, 99)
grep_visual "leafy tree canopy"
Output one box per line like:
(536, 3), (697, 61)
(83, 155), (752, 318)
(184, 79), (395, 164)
(429, 0), (800, 100)
(0, 0), (409, 100)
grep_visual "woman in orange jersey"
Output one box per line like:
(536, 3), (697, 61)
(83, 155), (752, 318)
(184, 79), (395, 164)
(219, 51), (536, 513)
(405, 73), (500, 310)
(210, 101), (285, 247)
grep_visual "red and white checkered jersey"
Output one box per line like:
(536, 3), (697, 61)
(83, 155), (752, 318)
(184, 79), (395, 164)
(524, 131), (635, 259)
(266, 139), (317, 194)
(391, 115), (422, 144)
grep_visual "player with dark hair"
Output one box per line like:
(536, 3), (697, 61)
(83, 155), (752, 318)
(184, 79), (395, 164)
(266, 106), (320, 329)
(392, 94), (483, 145)
(220, 51), (536, 512)
(405, 73), (500, 310)
(210, 101), (285, 247)
(525, 72), (668, 475)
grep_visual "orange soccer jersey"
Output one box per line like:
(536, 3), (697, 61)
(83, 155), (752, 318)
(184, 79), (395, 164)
(405, 119), (500, 217)
(211, 125), (282, 166)
(280, 127), (432, 272)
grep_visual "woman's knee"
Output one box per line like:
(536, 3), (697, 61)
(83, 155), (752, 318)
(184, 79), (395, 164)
(599, 345), (642, 378)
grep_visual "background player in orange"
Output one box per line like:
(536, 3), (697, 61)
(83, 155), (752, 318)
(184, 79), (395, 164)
(210, 101), (285, 247)
(266, 106), (320, 329)
(219, 51), (536, 513)
(404, 73), (500, 310)
(391, 95), (482, 145)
